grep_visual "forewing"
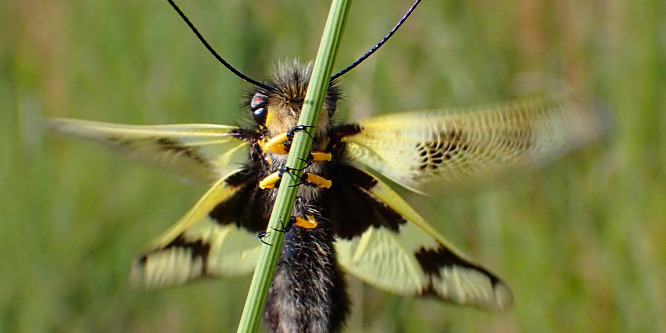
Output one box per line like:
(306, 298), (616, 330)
(345, 96), (605, 194)
(335, 173), (512, 311)
(47, 118), (249, 184)
(130, 174), (261, 289)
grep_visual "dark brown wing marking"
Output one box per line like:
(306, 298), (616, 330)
(414, 244), (504, 296)
(136, 234), (212, 277)
(323, 162), (407, 240)
(415, 128), (470, 171)
(156, 137), (211, 167)
(208, 165), (271, 232)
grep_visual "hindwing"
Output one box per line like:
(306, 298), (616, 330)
(130, 173), (263, 289)
(334, 170), (512, 311)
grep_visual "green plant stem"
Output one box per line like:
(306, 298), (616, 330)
(236, 0), (352, 332)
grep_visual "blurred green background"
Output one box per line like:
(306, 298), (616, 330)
(2, 0), (665, 332)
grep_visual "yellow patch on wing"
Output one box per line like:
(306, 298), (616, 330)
(336, 174), (512, 311)
(345, 96), (606, 194)
(47, 118), (248, 184)
(130, 175), (261, 289)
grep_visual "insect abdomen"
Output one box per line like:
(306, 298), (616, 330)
(264, 227), (349, 333)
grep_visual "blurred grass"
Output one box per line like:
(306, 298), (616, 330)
(2, 0), (665, 332)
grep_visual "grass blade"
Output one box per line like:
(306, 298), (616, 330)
(236, 0), (353, 331)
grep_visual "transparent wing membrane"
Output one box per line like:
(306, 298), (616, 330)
(47, 119), (248, 184)
(345, 96), (605, 194)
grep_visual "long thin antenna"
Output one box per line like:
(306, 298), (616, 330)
(166, 0), (272, 90)
(331, 0), (422, 80)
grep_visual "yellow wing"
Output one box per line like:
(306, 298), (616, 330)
(130, 174), (262, 289)
(345, 96), (606, 194)
(47, 118), (249, 184)
(336, 172), (512, 311)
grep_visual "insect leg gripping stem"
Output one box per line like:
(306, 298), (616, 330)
(263, 125), (314, 154)
(257, 217), (294, 246)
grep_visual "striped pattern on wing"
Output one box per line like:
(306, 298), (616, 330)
(336, 172), (512, 311)
(345, 96), (605, 194)
(130, 174), (261, 289)
(47, 118), (248, 184)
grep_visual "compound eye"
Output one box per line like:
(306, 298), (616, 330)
(250, 92), (266, 110)
(252, 107), (267, 125)
(250, 92), (268, 125)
